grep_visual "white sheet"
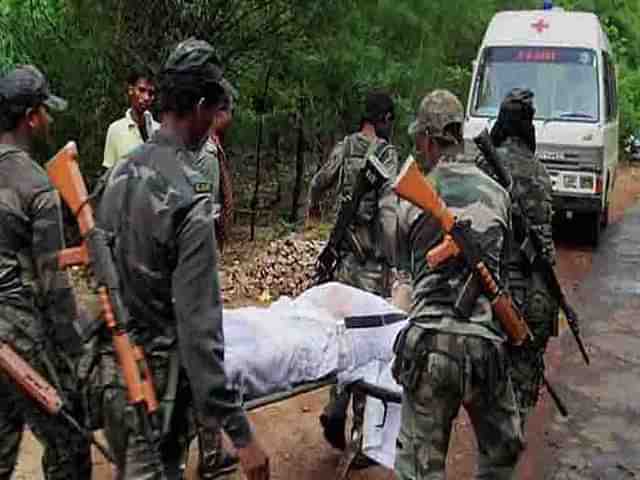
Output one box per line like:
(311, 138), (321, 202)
(223, 282), (404, 468)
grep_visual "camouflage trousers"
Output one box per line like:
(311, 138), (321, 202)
(0, 307), (92, 480)
(393, 328), (524, 480)
(509, 272), (559, 428)
(82, 341), (232, 480)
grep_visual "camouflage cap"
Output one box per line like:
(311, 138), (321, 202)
(408, 89), (463, 140)
(162, 37), (237, 94)
(0, 65), (67, 112)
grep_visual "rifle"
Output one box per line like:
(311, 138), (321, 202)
(46, 142), (161, 444)
(543, 375), (568, 417)
(392, 156), (531, 346)
(0, 342), (115, 462)
(313, 144), (390, 285)
(474, 129), (590, 365)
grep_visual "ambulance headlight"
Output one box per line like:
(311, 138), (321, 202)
(563, 175), (578, 189)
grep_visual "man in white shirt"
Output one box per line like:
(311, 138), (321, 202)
(102, 69), (159, 169)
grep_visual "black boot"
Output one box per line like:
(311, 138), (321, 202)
(319, 385), (350, 450)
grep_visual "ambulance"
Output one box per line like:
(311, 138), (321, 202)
(464, 3), (618, 245)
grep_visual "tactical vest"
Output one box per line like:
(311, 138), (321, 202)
(335, 135), (392, 260)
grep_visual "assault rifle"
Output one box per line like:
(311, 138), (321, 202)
(392, 156), (531, 346)
(0, 342), (115, 462)
(474, 129), (590, 365)
(313, 144), (390, 285)
(46, 142), (161, 444)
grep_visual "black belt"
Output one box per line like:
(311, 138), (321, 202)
(344, 312), (407, 329)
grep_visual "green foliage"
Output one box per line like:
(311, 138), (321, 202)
(1, 0), (639, 217)
(556, 0), (640, 140)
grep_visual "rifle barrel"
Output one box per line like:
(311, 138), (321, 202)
(60, 410), (116, 463)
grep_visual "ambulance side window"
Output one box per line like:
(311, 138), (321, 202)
(603, 52), (617, 121)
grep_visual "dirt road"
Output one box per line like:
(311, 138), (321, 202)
(14, 163), (640, 479)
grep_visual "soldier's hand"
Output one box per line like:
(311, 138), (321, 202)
(237, 439), (270, 480)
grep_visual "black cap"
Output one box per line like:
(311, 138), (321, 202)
(501, 88), (535, 114)
(364, 91), (394, 123)
(0, 65), (67, 112)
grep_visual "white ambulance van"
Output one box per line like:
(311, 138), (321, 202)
(464, 6), (618, 245)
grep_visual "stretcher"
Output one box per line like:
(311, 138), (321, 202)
(240, 376), (400, 479)
(223, 282), (405, 478)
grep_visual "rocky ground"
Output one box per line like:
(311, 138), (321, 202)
(13, 162), (640, 479)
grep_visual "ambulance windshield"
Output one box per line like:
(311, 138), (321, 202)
(473, 46), (599, 123)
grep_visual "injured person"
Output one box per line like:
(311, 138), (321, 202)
(223, 282), (405, 470)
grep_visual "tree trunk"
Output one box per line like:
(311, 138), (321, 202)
(249, 65), (273, 241)
(289, 96), (305, 223)
(250, 114), (264, 241)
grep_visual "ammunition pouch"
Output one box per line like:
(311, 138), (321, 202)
(391, 325), (412, 390)
(391, 325), (429, 393)
(392, 326), (473, 397)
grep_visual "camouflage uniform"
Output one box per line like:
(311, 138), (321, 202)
(309, 132), (399, 297)
(393, 90), (523, 480)
(312, 131), (399, 454)
(193, 133), (238, 477)
(95, 125), (253, 478)
(195, 133), (234, 251)
(0, 145), (91, 480)
(477, 89), (559, 427)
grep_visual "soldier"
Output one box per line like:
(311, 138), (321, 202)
(191, 81), (238, 479)
(194, 85), (235, 251)
(392, 90), (524, 479)
(308, 92), (399, 454)
(95, 39), (270, 479)
(307, 91), (399, 296)
(0, 65), (91, 479)
(478, 88), (559, 428)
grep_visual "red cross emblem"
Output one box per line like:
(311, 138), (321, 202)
(531, 18), (549, 33)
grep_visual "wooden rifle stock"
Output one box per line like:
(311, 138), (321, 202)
(0, 343), (62, 415)
(0, 343), (115, 462)
(392, 158), (461, 267)
(46, 143), (160, 437)
(392, 157), (530, 346)
(393, 157), (456, 231)
(45, 142), (95, 236)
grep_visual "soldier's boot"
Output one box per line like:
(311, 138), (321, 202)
(319, 385), (350, 450)
(197, 426), (239, 479)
